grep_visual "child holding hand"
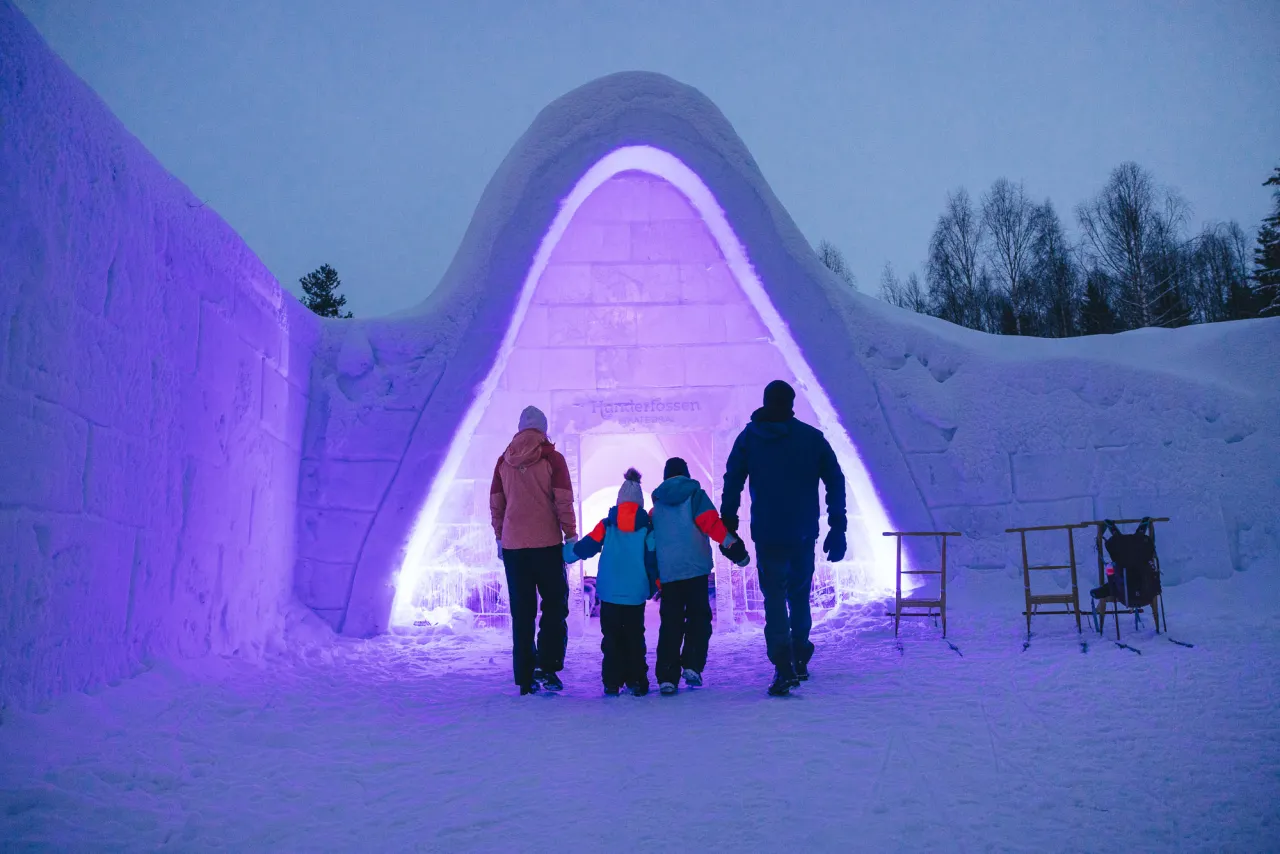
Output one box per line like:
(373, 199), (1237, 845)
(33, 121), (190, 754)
(565, 468), (658, 696)
(649, 457), (749, 695)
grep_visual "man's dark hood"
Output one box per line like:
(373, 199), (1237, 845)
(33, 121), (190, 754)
(748, 407), (794, 439)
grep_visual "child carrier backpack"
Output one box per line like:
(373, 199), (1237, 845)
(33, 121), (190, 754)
(1102, 518), (1162, 608)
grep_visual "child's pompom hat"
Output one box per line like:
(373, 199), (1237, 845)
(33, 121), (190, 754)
(617, 468), (643, 505)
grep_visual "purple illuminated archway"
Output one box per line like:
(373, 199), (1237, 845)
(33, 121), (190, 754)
(391, 146), (906, 628)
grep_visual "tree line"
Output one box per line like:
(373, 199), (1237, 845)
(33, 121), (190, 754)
(822, 163), (1279, 337)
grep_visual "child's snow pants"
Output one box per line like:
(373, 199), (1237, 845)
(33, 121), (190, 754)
(599, 601), (648, 690)
(655, 574), (713, 684)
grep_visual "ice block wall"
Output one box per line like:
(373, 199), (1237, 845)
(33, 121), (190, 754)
(0, 3), (321, 710)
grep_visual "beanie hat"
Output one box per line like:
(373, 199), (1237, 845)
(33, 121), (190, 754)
(618, 468), (644, 505)
(517, 405), (548, 434)
(663, 457), (690, 480)
(762, 380), (796, 418)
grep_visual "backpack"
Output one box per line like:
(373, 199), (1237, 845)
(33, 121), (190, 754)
(1102, 518), (1162, 608)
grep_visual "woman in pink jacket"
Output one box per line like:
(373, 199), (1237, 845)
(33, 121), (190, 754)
(490, 406), (578, 695)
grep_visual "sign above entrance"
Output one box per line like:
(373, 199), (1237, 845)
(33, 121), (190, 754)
(553, 389), (734, 433)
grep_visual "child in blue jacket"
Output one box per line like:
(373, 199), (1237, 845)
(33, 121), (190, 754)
(565, 468), (658, 696)
(650, 457), (749, 695)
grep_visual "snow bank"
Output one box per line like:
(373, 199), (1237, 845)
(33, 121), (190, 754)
(0, 2), (322, 710)
(840, 304), (1279, 584)
(306, 71), (1278, 635)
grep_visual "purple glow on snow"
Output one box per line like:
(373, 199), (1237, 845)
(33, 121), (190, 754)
(391, 146), (905, 628)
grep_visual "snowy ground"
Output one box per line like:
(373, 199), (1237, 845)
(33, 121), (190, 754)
(2, 570), (1277, 852)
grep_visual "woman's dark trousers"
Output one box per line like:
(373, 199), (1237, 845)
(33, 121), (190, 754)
(503, 545), (569, 688)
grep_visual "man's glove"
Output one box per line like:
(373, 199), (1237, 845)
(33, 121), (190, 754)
(562, 541), (579, 564)
(720, 534), (750, 567)
(822, 529), (847, 563)
(721, 514), (739, 534)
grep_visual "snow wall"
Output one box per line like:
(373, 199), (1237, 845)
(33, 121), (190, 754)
(299, 72), (1279, 637)
(0, 3), (322, 710)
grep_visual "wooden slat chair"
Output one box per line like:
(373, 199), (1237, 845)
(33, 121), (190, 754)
(1006, 523), (1089, 639)
(1082, 516), (1170, 639)
(884, 531), (961, 638)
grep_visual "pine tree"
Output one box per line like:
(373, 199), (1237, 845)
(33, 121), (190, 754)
(1254, 166), (1280, 317)
(999, 301), (1019, 335)
(1080, 274), (1117, 335)
(300, 264), (353, 318)
(1224, 279), (1264, 320)
(1030, 200), (1079, 337)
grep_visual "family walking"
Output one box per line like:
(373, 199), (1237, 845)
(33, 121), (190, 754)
(488, 380), (847, 697)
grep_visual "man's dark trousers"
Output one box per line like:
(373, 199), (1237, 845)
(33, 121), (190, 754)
(755, 541), (817, 677)
(502, 545), (568, 688)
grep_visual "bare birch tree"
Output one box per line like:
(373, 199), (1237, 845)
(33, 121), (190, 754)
(879, 262), (930, 313)
(1190, 221), (1253, 322)
(1076, 162), (1189, 329)
(926, 189), (987, 329)
(982, 179), (1038, 334)
(817, 239), (857, 287)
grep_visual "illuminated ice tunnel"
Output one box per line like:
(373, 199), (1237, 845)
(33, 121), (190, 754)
(391, 146), (907, 630)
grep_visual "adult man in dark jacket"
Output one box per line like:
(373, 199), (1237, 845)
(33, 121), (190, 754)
(720, 380), (847, 696)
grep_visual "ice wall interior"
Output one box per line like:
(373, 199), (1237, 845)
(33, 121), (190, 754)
(393, 155), (907, 631)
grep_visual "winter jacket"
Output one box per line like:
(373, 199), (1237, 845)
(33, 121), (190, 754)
(570, 503), (658, 605)
(490, 428), (577, 549)
(650, 476), (731, 582)
(721, 409), (847, 546)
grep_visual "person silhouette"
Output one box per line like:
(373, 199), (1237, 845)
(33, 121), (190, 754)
(720, 380), (847, 696)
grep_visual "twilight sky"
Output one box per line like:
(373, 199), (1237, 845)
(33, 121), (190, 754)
(15, 0), (1280, 318)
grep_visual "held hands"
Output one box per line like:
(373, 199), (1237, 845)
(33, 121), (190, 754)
(562, 536), (580, 564)
(719, 532), (750, 567)
(822, 529), (847, 563)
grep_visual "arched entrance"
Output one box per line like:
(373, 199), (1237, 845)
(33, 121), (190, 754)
(391, 147), (904, 630)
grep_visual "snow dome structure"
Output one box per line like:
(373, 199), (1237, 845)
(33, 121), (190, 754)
(307, 77), (948, 638)
(2, 0), (1277, 710)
